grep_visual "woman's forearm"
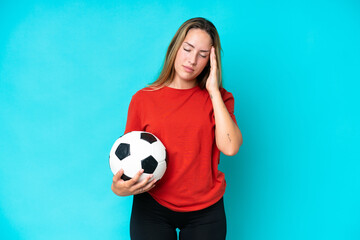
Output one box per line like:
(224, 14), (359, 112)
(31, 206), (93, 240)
(209, 90), (243, 156)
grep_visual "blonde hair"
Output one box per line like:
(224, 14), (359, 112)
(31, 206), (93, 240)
(149, 17), (223, 89)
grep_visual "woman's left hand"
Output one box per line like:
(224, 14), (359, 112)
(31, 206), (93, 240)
(206, 46), (219, 94)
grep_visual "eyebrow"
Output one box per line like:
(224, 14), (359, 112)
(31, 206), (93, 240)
(184, 42), (210, 52)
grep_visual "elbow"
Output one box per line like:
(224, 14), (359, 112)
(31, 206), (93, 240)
(217, 129), (243, 156)
(222, 140), (242, 156)
(223, 148), (238, 156)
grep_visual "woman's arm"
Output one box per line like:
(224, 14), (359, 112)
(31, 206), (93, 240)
(206, 47), (243, 156)
(209, 89), (243, 156)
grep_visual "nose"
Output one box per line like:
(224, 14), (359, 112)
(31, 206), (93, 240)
(188, 52), (197, 66)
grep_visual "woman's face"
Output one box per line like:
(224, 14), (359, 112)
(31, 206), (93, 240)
(173, 28), (212, 85)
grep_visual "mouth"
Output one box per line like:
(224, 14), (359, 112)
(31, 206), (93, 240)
(183, 65), (194, 73)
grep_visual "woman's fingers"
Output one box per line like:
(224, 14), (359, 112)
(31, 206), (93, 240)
(112, 168), (157, 196)
(111, 169), (125, 196)
(144, 178), (157, 191)
(132, 173), (153, 189)
(210, 46), (216, 68)
(135, 178), (157, 194)
(131, 173), (156, 194)
(113, 168), (124, 182)
(126, 169), (144, 187)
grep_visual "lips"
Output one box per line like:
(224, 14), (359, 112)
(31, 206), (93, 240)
(183, 65), (194, 73)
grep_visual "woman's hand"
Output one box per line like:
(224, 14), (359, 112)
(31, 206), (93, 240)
(111, 169), (157, 196)
(205, 46), (219, 94)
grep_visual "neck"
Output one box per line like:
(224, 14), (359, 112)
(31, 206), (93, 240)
(169, 78), (197, 89)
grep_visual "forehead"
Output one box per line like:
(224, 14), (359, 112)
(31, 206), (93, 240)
(183, 28), (212, 48)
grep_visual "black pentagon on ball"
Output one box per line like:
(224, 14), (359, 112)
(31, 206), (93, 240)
(141, 132), (157, 144)
(115, 143), (130, 160)
(141, 155), (158, 173)
(121, 173), (132, 181)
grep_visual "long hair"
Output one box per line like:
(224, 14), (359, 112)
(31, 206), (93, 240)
(149, 17), (222, 89)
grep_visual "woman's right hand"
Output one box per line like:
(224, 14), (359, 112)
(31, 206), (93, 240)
(111, 169), (157, 196)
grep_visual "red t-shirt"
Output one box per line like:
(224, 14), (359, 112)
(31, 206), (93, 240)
(124, 85), (237, 212)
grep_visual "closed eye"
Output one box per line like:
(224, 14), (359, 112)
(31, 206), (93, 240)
(183, 46), (207, 58)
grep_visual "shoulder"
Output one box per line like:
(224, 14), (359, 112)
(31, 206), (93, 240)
(129, 86), (165, 107)
(131, 86), (160, 98)
(219, 87), (234, 100)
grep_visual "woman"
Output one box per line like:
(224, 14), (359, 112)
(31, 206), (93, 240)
(111, 17), (243, 240)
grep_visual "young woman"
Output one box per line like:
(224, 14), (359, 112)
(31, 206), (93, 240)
(111, 17), (243, 240)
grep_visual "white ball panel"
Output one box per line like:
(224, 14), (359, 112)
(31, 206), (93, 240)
(109, 142), (124, 175)
(152, 161), (167, 181)
(122, 156), (142, 178)
(109, 156), (122, 175)
(150, 142), (166, 162)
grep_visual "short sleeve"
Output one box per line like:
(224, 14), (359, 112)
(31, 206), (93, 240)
(124, 92), (143, 134)
(220, 88), (237, 125)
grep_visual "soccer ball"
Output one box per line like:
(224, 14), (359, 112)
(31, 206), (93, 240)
(109, 131), (167, 182)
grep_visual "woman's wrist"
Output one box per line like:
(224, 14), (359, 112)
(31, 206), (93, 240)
(208, 88), (221, 100)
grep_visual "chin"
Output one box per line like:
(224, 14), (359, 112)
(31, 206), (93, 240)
(181, 72), (201, 81)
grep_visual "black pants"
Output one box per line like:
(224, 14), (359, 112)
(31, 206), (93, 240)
(130, 193), (226, 240)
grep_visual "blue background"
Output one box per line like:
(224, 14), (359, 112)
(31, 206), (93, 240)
(1, 0), (359, 239)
